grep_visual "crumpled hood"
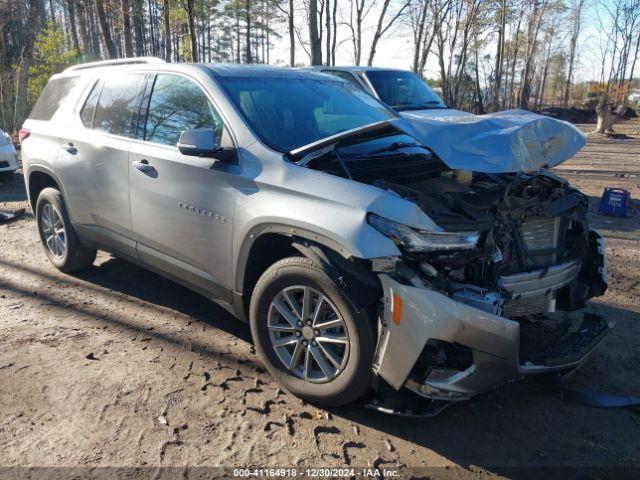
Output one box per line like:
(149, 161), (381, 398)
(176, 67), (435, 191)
(396, 108), (586, 173)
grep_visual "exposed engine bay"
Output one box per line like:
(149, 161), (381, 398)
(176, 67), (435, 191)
(372, 170), (607, 318)
(294, 128), (606, 319)
(293, 127), (610, 401)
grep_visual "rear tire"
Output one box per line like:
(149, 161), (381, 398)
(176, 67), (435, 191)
(36, 187), (96, 272)
(249, 256), (375, 407)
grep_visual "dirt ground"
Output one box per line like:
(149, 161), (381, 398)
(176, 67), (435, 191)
(1, 120), (639, 479)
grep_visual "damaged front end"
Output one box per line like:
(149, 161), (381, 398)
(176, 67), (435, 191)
(290, 123), (610, 403)
(370, 171), (610, 402)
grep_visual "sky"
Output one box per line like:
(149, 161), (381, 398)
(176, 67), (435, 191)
(266, 0), (614, 84)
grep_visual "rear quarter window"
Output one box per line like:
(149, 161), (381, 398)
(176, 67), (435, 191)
(28, 77), (79, 121)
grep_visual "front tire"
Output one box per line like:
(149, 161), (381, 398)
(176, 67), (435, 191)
(249, 256), (375, 407)
(36, 187), (96, 272)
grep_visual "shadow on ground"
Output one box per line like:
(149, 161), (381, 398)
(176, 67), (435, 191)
(26, 255), (640, 475)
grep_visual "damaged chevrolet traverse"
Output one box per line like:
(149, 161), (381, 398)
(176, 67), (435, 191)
(21, 59), (609, 408)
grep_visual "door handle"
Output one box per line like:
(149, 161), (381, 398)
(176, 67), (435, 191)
(61, 142), (77, 154)
(132, 159), (154, 174)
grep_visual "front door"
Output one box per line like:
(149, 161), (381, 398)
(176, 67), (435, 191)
(129, 73), (236, 302)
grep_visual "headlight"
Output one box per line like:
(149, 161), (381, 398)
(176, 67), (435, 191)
(368, 213), (479, 252)
(0, 133), (10, 146)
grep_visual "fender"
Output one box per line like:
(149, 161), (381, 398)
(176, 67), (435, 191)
(234, 222), (358, 294)
(25, 164), (68, 209)
(291, 241), (381, 313)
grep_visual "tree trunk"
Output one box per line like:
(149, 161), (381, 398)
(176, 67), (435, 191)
(88, 2), (101, 58)
(235, 12), (240, 63)
(147, 0), (156, 56)
(519, 0), (544, 110)
(325, 0), (331, 65)
(163, 0), (171, 61)
(132, 0), (144, 55)
(474, 46), (483, 114)
(309, 0), (322, 65)
(355, 3), (363, 65)
(14, 0), (42, 128)
(563, 0), (584, 107)
(331, 0), (337, 65)
(121, 0), (133, 57)
(595, 101), (615, 134)
(66, 0), (81, 54)
(412, 0), (428, 73)
(77, 0), (92, 58)
(288, 0), (295, 66)
(187, 0), (198, 61)
(492, 0), (505, 111)
(245, 0), (251, 63)
(367, 0), (390, 66)
(95, 0), (117, 58)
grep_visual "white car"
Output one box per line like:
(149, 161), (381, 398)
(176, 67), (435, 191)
(0, 129), (19, 180)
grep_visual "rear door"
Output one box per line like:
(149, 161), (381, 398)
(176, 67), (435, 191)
(56, 73), (148, 257)
(128, 73), (236, 301)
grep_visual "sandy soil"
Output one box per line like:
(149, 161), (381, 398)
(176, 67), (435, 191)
(0, 120), (639, 479)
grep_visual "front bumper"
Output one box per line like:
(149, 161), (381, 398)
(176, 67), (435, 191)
(373, 261), (611, 402)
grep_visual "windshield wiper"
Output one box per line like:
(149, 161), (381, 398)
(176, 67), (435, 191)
(366, 141), (427, 155)
(394, 102), (447, 111)
(297, 142), (354, 180)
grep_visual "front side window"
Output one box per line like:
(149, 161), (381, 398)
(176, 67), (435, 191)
(321, 70), (365, 90)
(145, 74), (223, 146)
(364, 70), (446, 111)
(82, 74), (146, 137)
(218, 75), (394, 152)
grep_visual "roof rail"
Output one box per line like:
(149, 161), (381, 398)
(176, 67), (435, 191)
(64, 57), (166, 73)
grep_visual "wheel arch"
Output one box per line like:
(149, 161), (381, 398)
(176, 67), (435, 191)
(26, 166), (65, 212)
(235, 224), (381, 322)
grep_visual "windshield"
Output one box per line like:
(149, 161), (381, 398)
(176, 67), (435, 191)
(365, 70), (446, 111)
(218, 75), (394, 152)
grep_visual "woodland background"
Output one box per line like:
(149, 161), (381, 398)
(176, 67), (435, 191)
(1, 0), (640, 134)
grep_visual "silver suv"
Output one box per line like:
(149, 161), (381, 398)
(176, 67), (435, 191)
(21, 58), (609, 409)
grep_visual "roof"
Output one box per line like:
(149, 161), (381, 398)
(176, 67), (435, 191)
(59, 57), (336, 81)
(204, 63), (331, 79)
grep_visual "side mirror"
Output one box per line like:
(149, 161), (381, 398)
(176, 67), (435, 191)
(177, 128), (236, 163)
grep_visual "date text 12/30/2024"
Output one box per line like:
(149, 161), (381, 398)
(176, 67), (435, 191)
(232, 468), (401, 477)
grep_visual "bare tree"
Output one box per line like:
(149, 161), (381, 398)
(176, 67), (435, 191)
(368, 0), (410, 66)
(274, 0), (295, 66)
(309, 0), (322, 64)
(519, 0), (551, 110)
(66, 0), (81, 53)
(347, 0), (368, 65)
(163, 0), (171, 61)
(95, 0), (117, 58)
(562, 0), (586, 106)
(13, 0), (43, 128)
(187, 0), (199, 61)
(492, 0), (506, 110)
(593, 0), (640, 133)
(121, 0), (134, 57)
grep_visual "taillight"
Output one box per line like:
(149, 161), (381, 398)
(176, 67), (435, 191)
(18, 128), (30, 144)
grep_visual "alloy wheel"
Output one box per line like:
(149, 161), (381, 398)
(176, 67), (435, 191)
(267, 285), (350, 383)
(41, 203), (67, 259)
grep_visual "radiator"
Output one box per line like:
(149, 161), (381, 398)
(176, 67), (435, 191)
(519, 216), (561, 266)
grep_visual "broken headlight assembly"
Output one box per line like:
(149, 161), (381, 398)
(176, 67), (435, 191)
(367, 213), (479, 253)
